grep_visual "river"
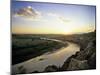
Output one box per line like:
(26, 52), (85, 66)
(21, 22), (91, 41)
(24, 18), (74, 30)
(12, 38), (80, 74)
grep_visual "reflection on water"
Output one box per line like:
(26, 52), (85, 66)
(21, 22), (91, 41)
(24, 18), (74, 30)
(12, 42), (80, 73)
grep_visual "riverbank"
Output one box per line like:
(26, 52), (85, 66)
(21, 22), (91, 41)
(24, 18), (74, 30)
(12, 41), (80, 74)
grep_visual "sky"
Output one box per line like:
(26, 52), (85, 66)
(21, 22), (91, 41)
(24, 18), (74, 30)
(11, 1), (96, 34)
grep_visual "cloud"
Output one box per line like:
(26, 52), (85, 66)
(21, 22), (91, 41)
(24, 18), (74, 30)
(13, 6), (41, 20)
(47, 13), (59, 17)
(47, 13), (71, 23)
(58, 16), (71, 23)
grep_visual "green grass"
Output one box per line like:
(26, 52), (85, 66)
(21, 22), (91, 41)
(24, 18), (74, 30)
(12, 34), (67, 65)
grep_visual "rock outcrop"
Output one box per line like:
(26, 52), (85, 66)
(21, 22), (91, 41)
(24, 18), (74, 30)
(61, 37), (96, 71)
(44, 65), (58, 72)
(67, 58), (89, 70)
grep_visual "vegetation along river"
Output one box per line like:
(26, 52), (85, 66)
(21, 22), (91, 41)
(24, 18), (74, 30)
(12, 38), (80, 74)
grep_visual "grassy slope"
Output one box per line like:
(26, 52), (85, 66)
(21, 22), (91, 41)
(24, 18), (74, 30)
(12, 34), (67, 65)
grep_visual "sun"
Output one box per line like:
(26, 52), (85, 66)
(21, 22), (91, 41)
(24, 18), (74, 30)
(27, 6), (32, 9)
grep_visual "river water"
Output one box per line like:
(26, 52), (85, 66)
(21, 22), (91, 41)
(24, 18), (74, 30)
(12, 39), (80, 74)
